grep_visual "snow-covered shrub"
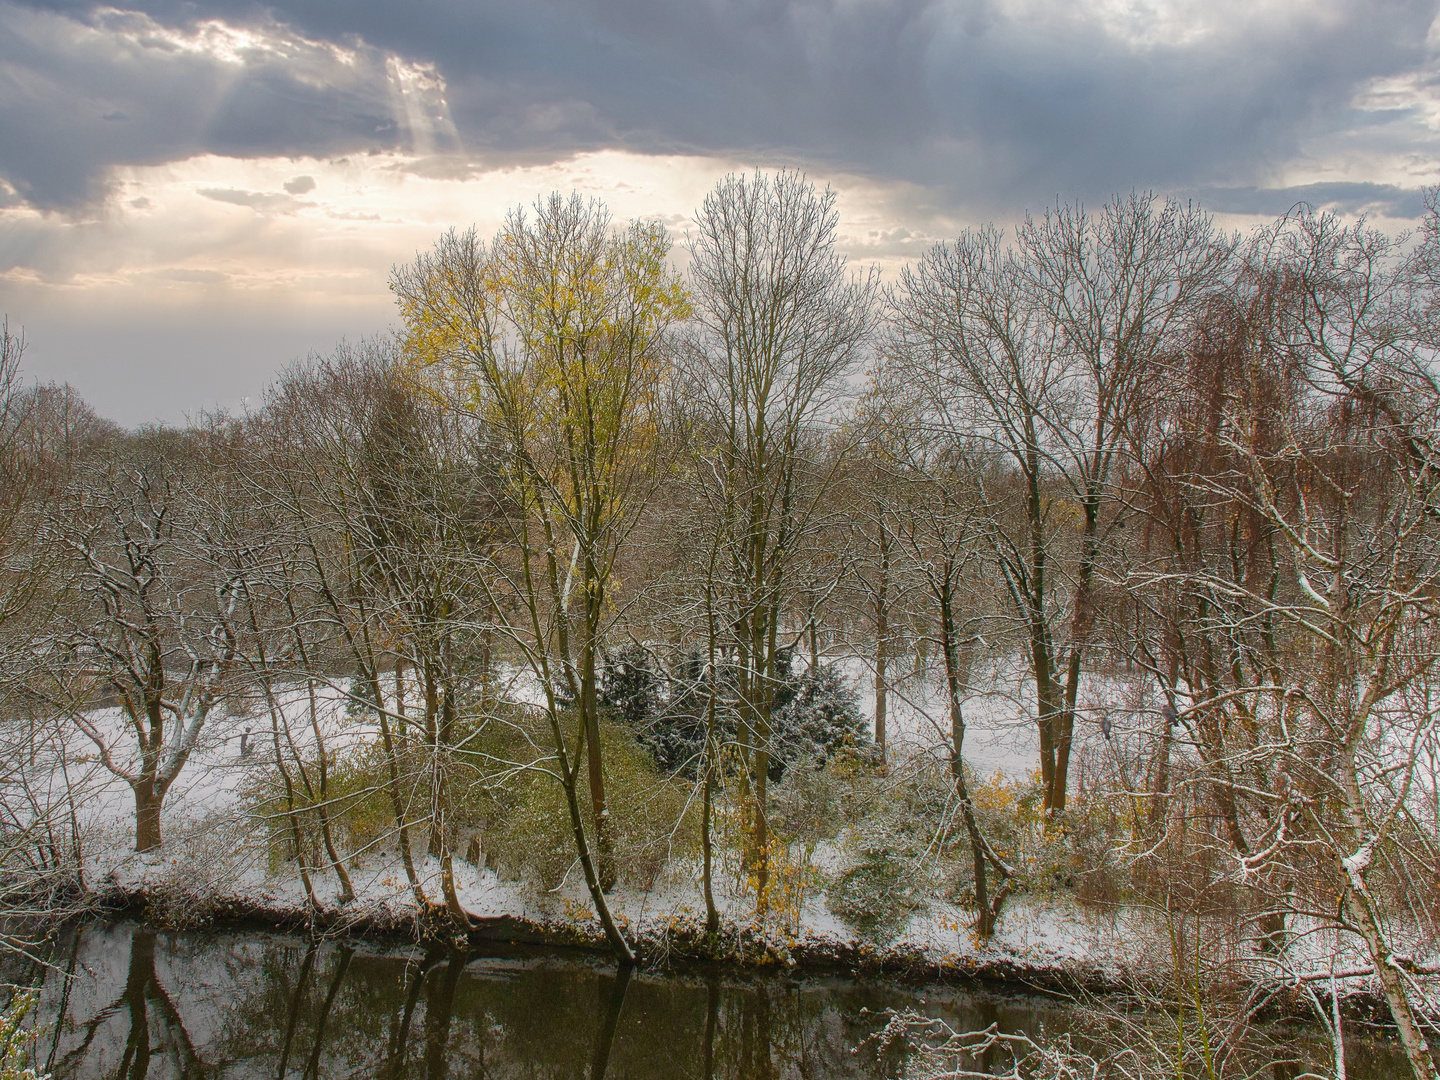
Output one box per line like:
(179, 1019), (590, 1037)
(255, 697), (701, 894)
(605, 649), (869, 782)
(344, 669), (379, 719)
(752, 835), (822, 943)
(768, 758), (845, 844)
(961, 763), (1129, 903)
(602, 647), (717, 777)
(143, 811), (253, 927)
(297, 741), (392, 857)
(245, 736), (410, 877)
(257, 687), (536, 862)
(485, 718), (699, 891)
(768, 661), (870, 779)
(0, 991), (45, 1080)
(817, 755), (945, 939)
(828, 822), (924, 940)
(598, 645), (660, 729)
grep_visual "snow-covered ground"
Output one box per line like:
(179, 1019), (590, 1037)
(19, 657), (1437, 1010)
(30, 660), (1143, 971)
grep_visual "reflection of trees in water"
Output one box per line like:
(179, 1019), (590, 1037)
(422, 949), (463, 1080)
(274, 943), (316, 1077)
(590, 965), (631, 1080)
(34, 924), (1075, 1079)
(379, 945), (439, 1080)
(48, 925), (206, 1079)
(39, 929), (82, 1078)
(303, 944), (353, 1080)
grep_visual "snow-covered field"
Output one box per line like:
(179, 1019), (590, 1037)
(18, 656), (1435, 1008)
(30, 661), (1144, 972)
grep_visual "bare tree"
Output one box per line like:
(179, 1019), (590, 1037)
(212, 426), (360, 909)
(0, 319), (107, 956)
(263, 343), (472, 916)
(44, 433), (242, 851)
(873, 387), (1016, 938)
(1120, 206), (1440, 1079)
(684, 169), (877, 908)
(827, 436), (901, 759)
(0, 318), (34, 615)
(891, 193), (1229, 812)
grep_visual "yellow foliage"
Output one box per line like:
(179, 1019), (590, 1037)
(748, 835), (821, 945)
(392, 194), (691, 579)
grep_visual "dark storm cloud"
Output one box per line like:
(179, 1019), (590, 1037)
(0, 4), (405, 210)
(1201, 181), (1428, 218)
(3, 0), (1439, 215)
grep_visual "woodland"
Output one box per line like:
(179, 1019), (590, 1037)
(2, 171), (1440, 1078)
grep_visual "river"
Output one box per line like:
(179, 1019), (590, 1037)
(11, 921), (1410, 1078)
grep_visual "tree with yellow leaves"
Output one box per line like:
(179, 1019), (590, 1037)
(393, 192), (687, 962)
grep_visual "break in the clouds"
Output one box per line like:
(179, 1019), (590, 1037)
(2, 0), (1440, 423)
(0, 6), (443, 210)
(6, 0), (1440, 211)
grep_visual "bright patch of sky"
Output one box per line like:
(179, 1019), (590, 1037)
(2, 0), (1437, 424)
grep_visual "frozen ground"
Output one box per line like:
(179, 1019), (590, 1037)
(19, 658), (1437, 1004)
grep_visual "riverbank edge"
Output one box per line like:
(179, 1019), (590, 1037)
(76, 881), (1392, 1029)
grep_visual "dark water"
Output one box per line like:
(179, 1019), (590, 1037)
(13, 922), (1408, 1078)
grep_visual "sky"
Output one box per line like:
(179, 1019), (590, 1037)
(2, 0), (1439, 426)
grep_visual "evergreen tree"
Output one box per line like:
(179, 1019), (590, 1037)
(346, 666), (379, 720)
(598, 644), (659, 729)
(769, 661), (868, 779)
(600, 647), (866, 780)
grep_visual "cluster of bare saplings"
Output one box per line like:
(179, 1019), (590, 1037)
(2, 172), (1440, 1076)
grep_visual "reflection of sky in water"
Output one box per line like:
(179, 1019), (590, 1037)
(13, 922), (1407, 1079)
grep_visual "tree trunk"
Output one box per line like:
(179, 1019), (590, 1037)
(1344, 867), (1436, 1080)
(133, 781), (162, 852)
(553, 709), (634, 963)
(1031, 622), (1060, 810)
(949, 705), (991, 936)
(1149, 658), (1179, 833)
(1022, 443), (1069, 814)
(753, 734), (770, 914)
(750, 615), (775, 914)
(702, 599), (721, 938)
(582, 610), (615, 891)
(284, 617), (356, 904)
(439, 844), (472, 934)
(425, 663), (444, 859)
(1052, 648), (1080, 812)
(394, 662), (407, 739)
(313, 768), (354, 904)
(261, 680), (318, 909)
(581, 559), (615, 892)
(369, 662), (429, 909)
(702, 757), (718, 937)
(874, 530), (889, 758)
(940, 579), (997, 937)
(479, 627), (493, 701)
(1050, 494), (1101, 813)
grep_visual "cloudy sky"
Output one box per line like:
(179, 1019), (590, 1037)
(2, 0), (1439, 424)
